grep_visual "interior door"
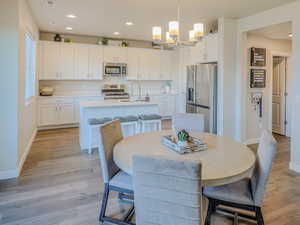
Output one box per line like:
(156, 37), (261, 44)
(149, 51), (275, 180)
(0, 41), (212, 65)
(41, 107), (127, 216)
(272, 56), (286, 135)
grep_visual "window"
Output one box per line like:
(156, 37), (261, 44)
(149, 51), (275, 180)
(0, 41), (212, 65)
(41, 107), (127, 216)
(25, 32), (36, 103)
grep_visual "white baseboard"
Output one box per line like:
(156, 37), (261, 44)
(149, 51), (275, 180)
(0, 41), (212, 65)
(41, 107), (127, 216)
(289, 161), (300, 173)
(18, 128), (37, 174)
(0, 169), (19, 180)
(0, 128), (37, 180)
(243, 138), (260, 145)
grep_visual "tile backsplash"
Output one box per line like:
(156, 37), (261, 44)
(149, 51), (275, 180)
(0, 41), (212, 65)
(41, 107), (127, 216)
(39, 79), (174, 97)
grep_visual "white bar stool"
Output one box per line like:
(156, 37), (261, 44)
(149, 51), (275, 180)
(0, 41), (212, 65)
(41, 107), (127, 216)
(114, 116), (139, 137)
(139, 114), (162, 133)
(87, 117), (112, 154)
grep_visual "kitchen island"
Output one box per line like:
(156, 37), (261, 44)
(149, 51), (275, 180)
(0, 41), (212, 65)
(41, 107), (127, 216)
(79, 100), (159, 150)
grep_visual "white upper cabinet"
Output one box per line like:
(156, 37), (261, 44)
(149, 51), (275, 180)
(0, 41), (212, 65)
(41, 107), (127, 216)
(205, 33), (218, 62)
(127, 48), (140, 80)
(88, 45), (103, 80)
(103, 46), (127, 63)
(40, 41), (60, 80)
(160, 51), (173, 80)
(74, 44), (103, 80)
(60, 43), (75, 79)
(189, 33), (218, 64)
(39, 41), (175, 81)
(74, 44), (89, 80)
(139, 49), (161, 80)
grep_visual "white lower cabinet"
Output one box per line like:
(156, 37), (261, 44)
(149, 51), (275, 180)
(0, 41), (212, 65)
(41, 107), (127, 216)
(151, 95), (176, 118)
(39, 98), (75, 126)
(39, 103), (58, 126)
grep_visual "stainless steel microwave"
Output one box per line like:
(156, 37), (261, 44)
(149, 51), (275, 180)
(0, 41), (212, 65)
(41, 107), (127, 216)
(104, 62), (127, 76)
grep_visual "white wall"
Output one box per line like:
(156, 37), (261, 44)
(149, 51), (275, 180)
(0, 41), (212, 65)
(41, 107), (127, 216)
(245, 34), (292, 143)
(17, 0), (39, 171)
(0, 0), (39, 179)
(235, 1), (300, 173)
(0, 0), (20, 177)
(217, 18), (238, 138)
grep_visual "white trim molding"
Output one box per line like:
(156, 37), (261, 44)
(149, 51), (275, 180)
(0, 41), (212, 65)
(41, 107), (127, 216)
(18, 128), (37, 174)
(0, 169), (19, 180)
(289, 161), (300, 173)
(0, 128), (37, 180)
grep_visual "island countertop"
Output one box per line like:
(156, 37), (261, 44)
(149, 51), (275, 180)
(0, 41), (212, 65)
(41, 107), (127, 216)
(79, 100), (159, 108)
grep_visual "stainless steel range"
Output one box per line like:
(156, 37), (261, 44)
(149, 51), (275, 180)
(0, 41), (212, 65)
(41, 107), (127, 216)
(102, 84), (129, 100)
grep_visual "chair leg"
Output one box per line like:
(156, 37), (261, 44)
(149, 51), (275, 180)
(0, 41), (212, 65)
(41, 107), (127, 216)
(255, 207), (265, 225)
(99, 184), (110, 222)
(205, 199), (214, 225)
(88, 126), (93, 154)
(158, 120), (162, 131)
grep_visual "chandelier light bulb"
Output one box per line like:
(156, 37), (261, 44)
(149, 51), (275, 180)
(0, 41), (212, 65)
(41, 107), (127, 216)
(166, 32), (174, 43)
(194, 23), (204, 39)
(189, 30), (196, 42)
(152, 26), (162, 41)
(169, 21), (179, 37)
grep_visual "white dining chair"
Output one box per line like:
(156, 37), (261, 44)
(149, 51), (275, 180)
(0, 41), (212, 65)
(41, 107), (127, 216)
(98, 120), (135, 225)
(172, 113), (205, 132)
(133, 155), (203, 225)
(203, 130), (277, 225)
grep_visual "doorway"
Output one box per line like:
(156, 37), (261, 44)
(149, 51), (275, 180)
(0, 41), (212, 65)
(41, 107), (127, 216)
(272, 56), (288, 135)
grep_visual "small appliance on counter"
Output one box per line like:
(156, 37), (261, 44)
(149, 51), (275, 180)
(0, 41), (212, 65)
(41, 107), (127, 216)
(102, 84), (129, 100)
(40, 87), (55, 96)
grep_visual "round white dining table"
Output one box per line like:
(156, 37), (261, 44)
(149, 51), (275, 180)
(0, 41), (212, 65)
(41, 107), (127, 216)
(113, 130), (256, 187)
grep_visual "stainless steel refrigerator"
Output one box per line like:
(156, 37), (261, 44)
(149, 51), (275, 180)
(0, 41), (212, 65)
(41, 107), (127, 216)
(186, 63), (217, 134)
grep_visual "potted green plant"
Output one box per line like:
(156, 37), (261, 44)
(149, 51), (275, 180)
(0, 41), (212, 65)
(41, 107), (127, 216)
(177, 130), (190, 147)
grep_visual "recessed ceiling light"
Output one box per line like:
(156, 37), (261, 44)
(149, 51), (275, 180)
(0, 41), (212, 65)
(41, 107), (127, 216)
(289, 33), (293, 37)
(125, 22), (133, 26)
(113, 32), (120, 35)
(66, 27), (73, 31)
(66, 14), (76, 19)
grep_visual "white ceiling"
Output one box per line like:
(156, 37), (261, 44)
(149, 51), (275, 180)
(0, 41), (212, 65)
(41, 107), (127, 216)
(28, 0), (296, 41)
(248, 22), (292, 40)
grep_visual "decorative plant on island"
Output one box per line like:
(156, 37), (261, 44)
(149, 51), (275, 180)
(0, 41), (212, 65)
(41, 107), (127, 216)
(177, 129), (190, 147)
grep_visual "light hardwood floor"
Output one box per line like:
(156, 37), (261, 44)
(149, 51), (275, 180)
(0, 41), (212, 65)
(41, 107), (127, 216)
(0, 122), (300, 225)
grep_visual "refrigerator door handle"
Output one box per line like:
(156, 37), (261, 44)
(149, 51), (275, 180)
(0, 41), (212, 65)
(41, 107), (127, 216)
(188, 88), (194, 102)
(188, 103), (210, 109)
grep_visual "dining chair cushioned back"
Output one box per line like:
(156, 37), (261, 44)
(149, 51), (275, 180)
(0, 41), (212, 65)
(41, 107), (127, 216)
(99, 120), (123, 184)
(133, 155), (202, 225)
(173, 113), (205, 133)
(251, 130), (277, 206)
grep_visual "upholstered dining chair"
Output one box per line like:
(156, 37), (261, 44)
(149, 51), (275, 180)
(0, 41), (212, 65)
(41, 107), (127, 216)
(133, 155), (203, 225)
(203, 130), (277, 225)
(98, 120), (135, 225)
(172, 113), (205, 132)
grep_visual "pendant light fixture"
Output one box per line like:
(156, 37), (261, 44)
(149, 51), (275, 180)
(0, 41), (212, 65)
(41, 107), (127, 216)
(152, 0), (204, 47)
